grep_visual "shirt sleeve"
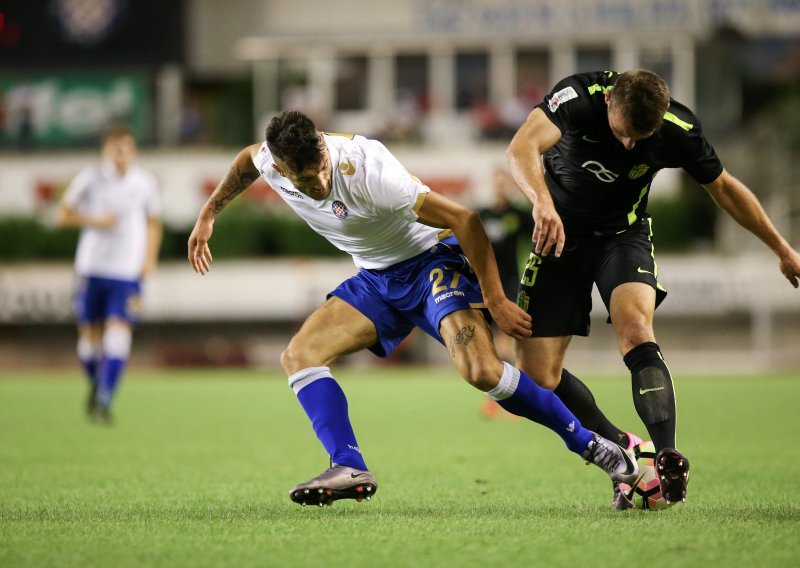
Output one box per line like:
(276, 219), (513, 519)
(362, 139), (430, 221)
(61, 167), (94, 210)
(680, 134), (724, 185)
(536, 74), (596, 134)
(143, 171), (162, 219)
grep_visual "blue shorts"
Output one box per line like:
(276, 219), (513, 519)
(330, 238), (488, 357)
(74, 276), (142, 325)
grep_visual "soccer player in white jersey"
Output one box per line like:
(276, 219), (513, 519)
(188, 110), (638, 506)
(57, 124), (162, 423)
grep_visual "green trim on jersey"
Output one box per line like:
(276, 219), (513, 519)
(588, 84), (614, 96)
(663, 111), (693, 132)
(627, 183), (650, 225)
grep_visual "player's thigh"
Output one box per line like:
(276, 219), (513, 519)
(283, 297), (379, 372)
(78, 322), (104, 344)
(439, 308), (503, 390)
(517, 249), (594, 337)
(594, 219), (667, 316)
(515, 335), (571, 389)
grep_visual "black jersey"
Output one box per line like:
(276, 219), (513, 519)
(478, 203), (533, 298)
(536, 70), (723, 238)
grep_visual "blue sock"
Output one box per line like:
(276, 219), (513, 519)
(491, 364), (594, 454)
(295, 377), (368, 471)
(97, 357), (126, 407)
(80, 358), (98, 386)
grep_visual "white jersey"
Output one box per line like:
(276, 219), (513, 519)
(253, 134), (446, 269)
(63, 161), (161, 280)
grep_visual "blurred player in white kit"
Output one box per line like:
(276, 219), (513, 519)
(57, 124), (162, 423)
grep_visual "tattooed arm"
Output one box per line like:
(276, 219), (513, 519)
(188, 144), (262, 274)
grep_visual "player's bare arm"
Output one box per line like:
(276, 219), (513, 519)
(415, 191), (532, 339)
(56, 203), (118, 230)
(704, 169), (800, 288)
(188, 143), (262, 274)
(506, 107), (565, 257)
(141, 217), (163, 279)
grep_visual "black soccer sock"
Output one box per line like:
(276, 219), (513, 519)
(554, 368), (629, 448)
(624, 342), (676, 451)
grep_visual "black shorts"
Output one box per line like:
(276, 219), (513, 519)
(516, 217), (667, 337)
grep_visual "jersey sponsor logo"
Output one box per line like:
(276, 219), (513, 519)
(332, 200), (349, 219)
(628, 164), (650, 179)
(434, 289), (466, 304)
(278, 185), (304, 200)
(339, 160), (356, 175)
(547, 86), (578, 112)
(581, 160), (619, 183)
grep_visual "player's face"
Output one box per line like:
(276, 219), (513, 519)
(273, 148), (332, 200)
(103, 135), (136, 173)
(606, 97), (655, 151)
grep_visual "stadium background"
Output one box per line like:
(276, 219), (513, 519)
(1, 0), (798, 374)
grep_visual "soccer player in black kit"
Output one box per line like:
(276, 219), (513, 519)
(506, 69), (800, 508)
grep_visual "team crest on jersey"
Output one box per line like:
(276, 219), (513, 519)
(332, 200), (349, 219)
(628, 164), (650, 179)
(339, 160), (356, 175)
(548, 86), (578, 112)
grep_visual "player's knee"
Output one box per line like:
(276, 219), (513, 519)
(537, 369), (562, 390)
(616, 319), (653, 350)
(279, 345), (301, 375)
(280, 340), (319, 375)
(459, 359), (502, 391)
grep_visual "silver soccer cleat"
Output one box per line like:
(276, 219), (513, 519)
(583, 434), (639, 485)
(289, 463), (378, 507)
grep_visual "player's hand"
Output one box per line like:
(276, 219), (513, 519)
(778, 248), (800, 288)
(532, 198), (565, 258)
(488, 298), (532, 340)
(94, 213), (118, 230)
(188, 216), (215, 275)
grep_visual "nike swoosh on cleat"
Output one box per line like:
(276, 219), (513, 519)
(350, 473), (367, 479)
(639, 387), (665, 395)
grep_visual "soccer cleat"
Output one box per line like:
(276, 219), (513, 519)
(86, 383), (99, 415)
(654, 448), (690, 504)
(90, 403), (112, 425)
(622, 431), (643, 452)
(610, 432), (644, 510)
(289, 464), (377, 507)
(611, 482), (636, 510)
(584, 434), (639, 485)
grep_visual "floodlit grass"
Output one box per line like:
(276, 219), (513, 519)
(1, 368), (799, 567)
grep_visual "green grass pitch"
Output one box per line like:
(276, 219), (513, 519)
(1, 368), (799, 567)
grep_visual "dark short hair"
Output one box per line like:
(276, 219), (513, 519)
(610, 69), (670, 133)
(102, 123), (134, 143)
(265, 110), (324, 172)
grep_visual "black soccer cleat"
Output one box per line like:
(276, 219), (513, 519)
(86, 383), (99, 415)
(654, 448), (690, 505)
(289, 464), (378, 507)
